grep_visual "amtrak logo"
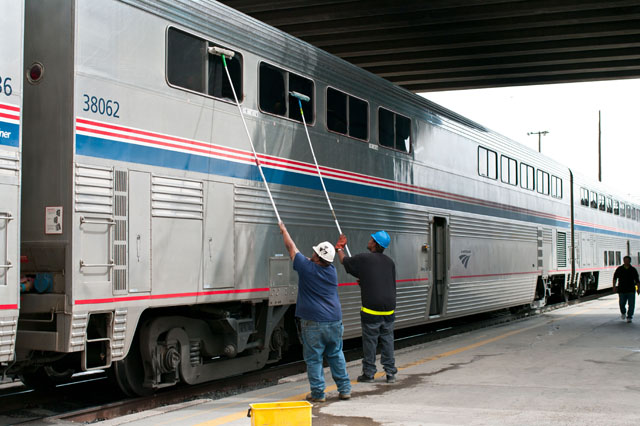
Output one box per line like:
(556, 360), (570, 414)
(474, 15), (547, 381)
(459, 250), (472, 268)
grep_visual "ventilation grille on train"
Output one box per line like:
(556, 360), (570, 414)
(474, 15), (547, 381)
(557, 232), (567, 268)
(151, 176), (203, 220)
(113, 170), (128, 293)
(74, 165), (113, 214)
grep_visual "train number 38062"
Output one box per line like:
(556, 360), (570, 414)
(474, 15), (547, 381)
(82, 94), (120, 118)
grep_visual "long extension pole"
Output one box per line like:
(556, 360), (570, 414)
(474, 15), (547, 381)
(290, 91), (351, 257)
(212, 47), (281, 223)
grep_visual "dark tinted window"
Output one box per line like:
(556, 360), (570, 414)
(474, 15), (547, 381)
(167, 28), (205, 93)
(580, 187), (589, 206)
(379, 108), (394, 148)
(378, 108), (411, 153)
(259, 63), (314, 123)
(349, 96), (368, 140)
(167, 28), (242, 101)
(289, 73), (313, 122)
(614, 200), (620, 215)
(259, 63), (286, 115)
(327, 88), (347, 134)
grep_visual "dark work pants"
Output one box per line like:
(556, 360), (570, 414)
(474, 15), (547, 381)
(361, 318), (398, 377)
(619, 292), (636, 319)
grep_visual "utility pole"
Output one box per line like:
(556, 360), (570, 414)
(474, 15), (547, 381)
(527, 130), (549, 153)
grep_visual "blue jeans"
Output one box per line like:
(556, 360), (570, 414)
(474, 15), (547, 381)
(619, 292), (636, 319)
(361, 318), (397, 377)
(300, 320), (351, 398)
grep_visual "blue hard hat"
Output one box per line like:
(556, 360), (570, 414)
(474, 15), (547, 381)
(371, 230), (390, 248)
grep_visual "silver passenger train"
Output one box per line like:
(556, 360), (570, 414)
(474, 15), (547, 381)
(3, 0), (640, 394)
(0, 0), (23, 365)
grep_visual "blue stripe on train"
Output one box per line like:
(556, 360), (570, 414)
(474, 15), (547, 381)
(76, 134), (638, 239)
(0, 122), (19, 148)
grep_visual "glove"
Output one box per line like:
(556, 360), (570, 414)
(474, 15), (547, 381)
(335, 234), (347, 250)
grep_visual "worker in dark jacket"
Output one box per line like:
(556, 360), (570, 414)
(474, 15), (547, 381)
(279, 222), (351, 402)
(336, 230), (398, 383)
(613, 255), (640, 323)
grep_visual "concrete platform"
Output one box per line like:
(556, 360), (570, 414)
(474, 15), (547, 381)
(95, 295), (640, 426)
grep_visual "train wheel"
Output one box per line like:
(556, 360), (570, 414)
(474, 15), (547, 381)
(111, 335), (153, 397)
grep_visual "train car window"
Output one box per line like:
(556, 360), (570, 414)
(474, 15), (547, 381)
(616, 251), (622, 265)
(327, 88), (348, 134)
(579, 187), (589, 206)
(167, 28), (206, 93)
(259, 62), (314, 123)
(590, 191), (598, 209)
(551, 176), (563, 199)
(606, 197), (613, 213)
(500, 155), (517, 186)
(289, 73), (314, 122)
(598, 194), (605, 211)
(326, 88), (369, 140)
(620, 202), (626, 217)
(627, 205), (632, 218)
(536, 170), (549, 195)
(608, 250), (615, 266)
(167, 28), (243, 102)
(349, 96), (368, 140)
(260, 63), (286, 115)
(520, 163), (535, 190)
(378, 108), (411, 153)
(604, 251), (608, 266)
(478, 146), (498, 180)
(208, 45), (242, 100)
(614, 200), (620, 215)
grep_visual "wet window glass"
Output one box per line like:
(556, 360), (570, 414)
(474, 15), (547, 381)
(260, 63), (314, 123)
(167, 28), (242, 101)
(378, 108), (411, 153)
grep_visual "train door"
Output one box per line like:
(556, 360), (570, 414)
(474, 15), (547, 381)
(0, 0), (23, 364)
(429, 216), (449, 317)
(202, 181), (235, 289)
(128, 171), (151, 293)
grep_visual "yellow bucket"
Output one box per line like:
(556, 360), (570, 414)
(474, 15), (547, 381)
(248, 401), (313, 426)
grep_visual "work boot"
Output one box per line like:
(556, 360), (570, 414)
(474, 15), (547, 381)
(306, 393), (326, 403)
(357, 374), (374, 383)
(339, 393), (351, 400)
(386, 374), (396, 383)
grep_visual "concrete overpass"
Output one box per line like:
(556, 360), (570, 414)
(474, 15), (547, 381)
(219, 0), (640, 92)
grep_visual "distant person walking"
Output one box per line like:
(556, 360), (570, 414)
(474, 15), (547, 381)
(612, 255), (640, 323)
(335, 230), (398, 383)
(279, 222), (351, 402)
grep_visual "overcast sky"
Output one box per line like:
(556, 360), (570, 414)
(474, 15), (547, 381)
(421, 78), (640, 200)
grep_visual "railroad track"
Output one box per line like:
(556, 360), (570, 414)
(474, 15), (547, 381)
(0, 291), (609, 425)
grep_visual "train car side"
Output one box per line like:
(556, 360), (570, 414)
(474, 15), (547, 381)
(12, 0), (640, 393)
(0, 0), (23, 365)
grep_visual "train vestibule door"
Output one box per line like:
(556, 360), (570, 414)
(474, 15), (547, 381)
(429, 216), (449, 317)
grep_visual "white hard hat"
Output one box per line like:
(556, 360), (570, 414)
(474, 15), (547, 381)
(312, 241), (335, 263)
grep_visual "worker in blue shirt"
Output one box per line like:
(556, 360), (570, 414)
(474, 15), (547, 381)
(279, 222), (351, 402)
